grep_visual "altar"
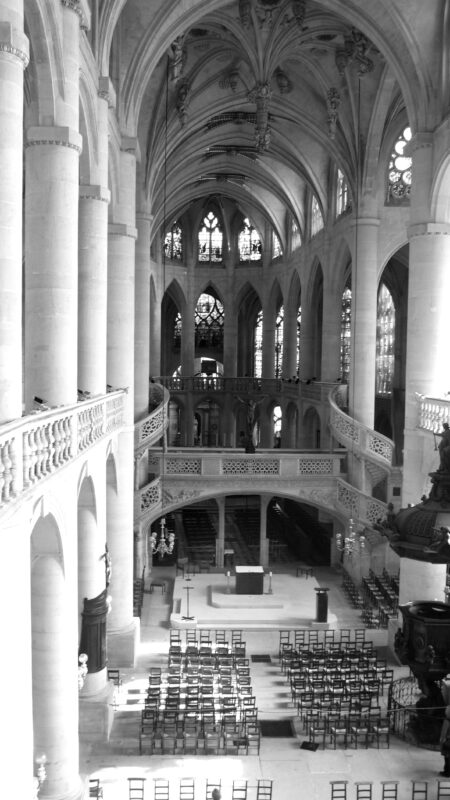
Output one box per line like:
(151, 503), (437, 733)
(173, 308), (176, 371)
(235, 565), (264, 595)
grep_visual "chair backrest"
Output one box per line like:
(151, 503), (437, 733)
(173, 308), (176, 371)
(180, 778), (195, 800)
(381, 782), (399, 800)
(330, 780), (348, 800)
(256, 780), (273, 800)
(128, 777), (146, 800)
(154, 778), (169, 800)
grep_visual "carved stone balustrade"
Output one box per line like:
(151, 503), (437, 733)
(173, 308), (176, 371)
(0, 391), (126, 512)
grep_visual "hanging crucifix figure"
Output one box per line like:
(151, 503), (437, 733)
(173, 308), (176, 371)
(235, 395), (266, 453)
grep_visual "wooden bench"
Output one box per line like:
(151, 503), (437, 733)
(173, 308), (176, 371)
(296, 565), (313, 578)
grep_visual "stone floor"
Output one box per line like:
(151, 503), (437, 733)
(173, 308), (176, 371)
(80, 565), (446, 800)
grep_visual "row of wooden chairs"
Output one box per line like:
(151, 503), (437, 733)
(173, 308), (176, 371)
(278, 627), (366, 656)
(127, 778), (272, 800)
(139, 720), (261, 756)
(304, 708), (391, 749)
(170, 628), (245, 646)
(330, 780), (450, 800)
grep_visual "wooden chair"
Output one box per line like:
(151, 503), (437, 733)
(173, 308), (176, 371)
(128, 778), (146, 800)
(257, 780), (273, 800)
(89, 778), (103, 799)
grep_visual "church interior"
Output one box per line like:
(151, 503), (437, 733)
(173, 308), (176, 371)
(2, 0), (450, 798)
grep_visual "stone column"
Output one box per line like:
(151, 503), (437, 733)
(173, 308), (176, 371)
(223, 307), (238, 377)
(283, 301), (298, 379)
(32, 555), (83, 800)
(78, 185), (110, 395)
(106, 142), (138, 666)
(24, 0), (82, 411)
(321, 275), (341, 383)
(262, 303), (275, 379)
(135, 208), (152, 420)
(25, 125), (82, 409)
(150, 258), (161, 377)
(216, 496), (225, 567)
(259, 495), (270, 566)
(349, 217), (380, 429)
(299, 302), (315, 380)
(0, 7), (28, 423)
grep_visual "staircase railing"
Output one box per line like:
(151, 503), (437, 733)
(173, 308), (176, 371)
(134, 384), (170, 454)
(329, 385), (394, 467)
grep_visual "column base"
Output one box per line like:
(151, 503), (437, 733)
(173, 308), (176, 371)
(107, 618), (140, 667)
(79, 682), (115, 742)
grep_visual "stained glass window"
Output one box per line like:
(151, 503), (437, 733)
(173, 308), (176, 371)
(164, 222), (183, 260)
(239, 217), (262, 261)
(273, 405), (282, 445)
(174, 312), (182, 348)
(311, 196), (324, 236)
(274, 306), (284, 378)
(254, 310), (263, 378)
(296, 306), (301, 377)
(340, 286), (351, 383)
(376, 283), (395, 395)
(272, 231), (282, 259)
(195, 292), (224, 349)
(198, 211), (223, 262)
(336, 169), (350, 217)
(387, 126), (412, 203)
(291, 218), (301, 250)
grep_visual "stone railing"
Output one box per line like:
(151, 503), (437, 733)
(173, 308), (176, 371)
(135, 449), (346, 520)
(155, 376), (342, 402)
(417, 395), (450, 432)
(134, 385), (170, 454)
(0, 391), (126, 510)
(335, 477), (387, 526)
(329, 386), (394, 466)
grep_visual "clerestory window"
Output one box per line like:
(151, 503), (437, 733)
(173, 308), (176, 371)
(239, 217), (262, 262)
(387, 125), (412, 203)
(198, 211), (223, 262)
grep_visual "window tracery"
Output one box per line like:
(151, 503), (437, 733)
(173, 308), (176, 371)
(340, 286), (351, 383)
(239, 217), (262, 261)
(311, 196), (324, 236)
(376, 283), (395, 395)
(387, 126), (412, 203)
(272, 231), (282, 259)
(174, 312), (182, 349)
(291, 218), (301, 250)
(198, 210), (223, 262)
(195, 292), (224, 349)
(164, 222), (183, 260)
(336, 169), (351, 217)
(296, 306), (301, 377)
(275, 306), (284, 378)
(254, 310), (263, 378)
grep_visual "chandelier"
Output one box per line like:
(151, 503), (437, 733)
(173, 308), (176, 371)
(336, 517), (365, 558)
(150, 517), (175, 558)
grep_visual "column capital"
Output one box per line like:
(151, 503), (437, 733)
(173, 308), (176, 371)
(408, 221), (450, 238)
(121, 135), (138, 154)
(79, 184), (110, 203)
(136, 211), (154, 224)
(0, 22), (29, 68)
(98, 76), (116, 110)
(25, 126), (83, 153)
(108, 222), (138, 239)
(61, 0), (91, 30)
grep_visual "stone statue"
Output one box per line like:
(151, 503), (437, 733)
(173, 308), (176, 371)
(437, 423), (450, 471)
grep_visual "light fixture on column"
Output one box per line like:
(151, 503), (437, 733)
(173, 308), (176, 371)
(78, 652), (88, 690)
(32, 754), (47, 798)
(150, 516), (175, 558)
(336, 517), (365, 558)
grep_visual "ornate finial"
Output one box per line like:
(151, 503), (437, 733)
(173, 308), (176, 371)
(248, 82), (272, 151)
(239, 0), (251, 26)
(291, 0), (306, 28)
(176, 81), (189, 126)
(170, 35), (185, 83)
(335, 28), (374, 76)
(326, 87), (341, 138)
(275, 68), (292, 94)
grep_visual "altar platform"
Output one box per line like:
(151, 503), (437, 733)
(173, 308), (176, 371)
(170, 569), (337, 629)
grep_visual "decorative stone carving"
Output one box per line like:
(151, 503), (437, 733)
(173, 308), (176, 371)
(239, 0), (251, 27)
(170, 35), (185, 82)
(275, 68), (292, 94)
(291, 0), (306, 28)
(326, 87), (340, 139)
(176, 81), (190, 126)
(335, 28), (374, 76)
(248, 82), (272, 151)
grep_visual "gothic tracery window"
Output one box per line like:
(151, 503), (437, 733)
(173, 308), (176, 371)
(291, 218), (301, 250)
(254, 310), (263, 378)
(340, 286), (351, 383)
(239, 217), (262, 262)
(311, 196), (324, 237)
(336, 169), (350, 217)
(296, 306), (301, 377)
(387, 125), (412, 203)
(198, 210), (223, 262)
(376, 283), (395, 395)
(272, 231), (282, 259)
(274, 306), (284, 379)
(164, 222), (183, 260)
(174, 312), (182, 348)
(195, 292), (224, 349)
